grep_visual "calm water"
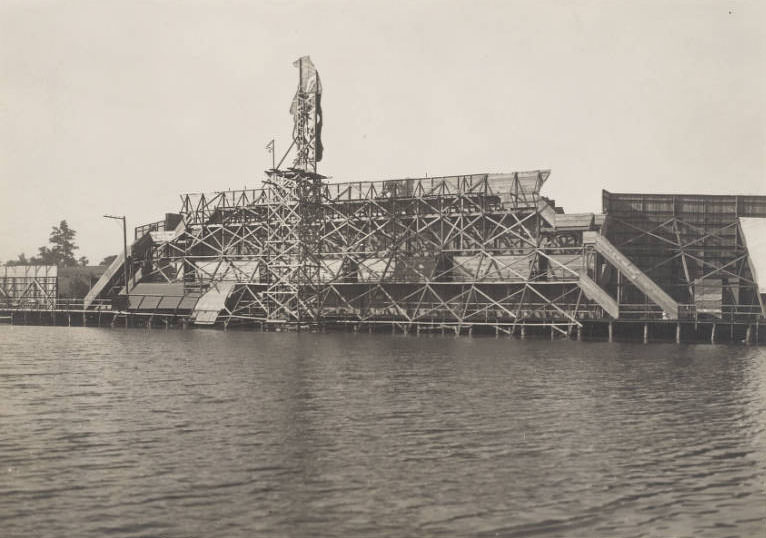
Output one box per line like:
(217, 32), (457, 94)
(0, 326), (764, 538)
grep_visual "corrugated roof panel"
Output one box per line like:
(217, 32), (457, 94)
(555, 214), (594, 229)
(129, 283), (186, 296)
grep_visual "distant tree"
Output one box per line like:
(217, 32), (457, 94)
(100, 255), (118, 266)
(36, 246), (55, 265)
(7, 220), (85, 267)
(36, 220), (79, 267)
(6, 253), (30, 266)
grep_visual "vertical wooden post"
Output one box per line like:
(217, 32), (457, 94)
(710, 323), (716, 345)
(643, 323), (648, 344)
(608, 322), (613, 343)
(616, 270), (622, 304)
(676, 322), (681, 344)
(577, 325), (582, 341)
(745, 325), (752, 345)
(520, 325), (526, 340)
(68, 313), (71, 327)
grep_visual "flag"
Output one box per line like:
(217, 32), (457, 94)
(293, 56), (321, 94)
(290, 56), (322, 116)
(290, 56), (323, 164)
(265, 139), (274, 153)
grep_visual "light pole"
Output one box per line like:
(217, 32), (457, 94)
(103, 215), (129, 295)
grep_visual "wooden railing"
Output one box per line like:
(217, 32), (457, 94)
(0, 298), (113, 311)
(134, 220), (165, 240)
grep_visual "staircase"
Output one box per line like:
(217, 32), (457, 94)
(578, 274), (619, 319)
(537, 199), (557, 227)
(586, 233), (679, 319)
(84, 217), (187, 310)
(83, 251), (126, 309)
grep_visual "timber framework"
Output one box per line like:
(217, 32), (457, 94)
(4, 57), (765, 343)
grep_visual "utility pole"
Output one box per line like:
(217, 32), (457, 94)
(104, 215), (129, 296)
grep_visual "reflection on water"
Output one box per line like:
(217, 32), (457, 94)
(0, 326), (764, 537)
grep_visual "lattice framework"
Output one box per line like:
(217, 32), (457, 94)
(134, 172), (609, 333)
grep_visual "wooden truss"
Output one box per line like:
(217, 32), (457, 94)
(134, 171), (611, 332)
(602, 202), (763, 322)
(0, 266), (58, 309)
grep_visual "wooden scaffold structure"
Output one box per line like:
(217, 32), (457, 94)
(84, 56), (766, 341)
(81, 56), (632, 334)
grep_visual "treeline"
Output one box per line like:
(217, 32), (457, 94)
(5, 220), (113, 267)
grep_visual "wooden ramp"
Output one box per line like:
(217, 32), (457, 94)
(191, 282), (236, 325)
(578, 274), (619, 319)
(84, 218), (186, 309)
(586, 233), (679, 319)
(83, 251), (125, 309)
(537, 199), (557, 227)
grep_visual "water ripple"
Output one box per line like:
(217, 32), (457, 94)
(0, 326), (764, 537)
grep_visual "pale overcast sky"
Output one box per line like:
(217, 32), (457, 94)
(1, 0), (764, 264)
